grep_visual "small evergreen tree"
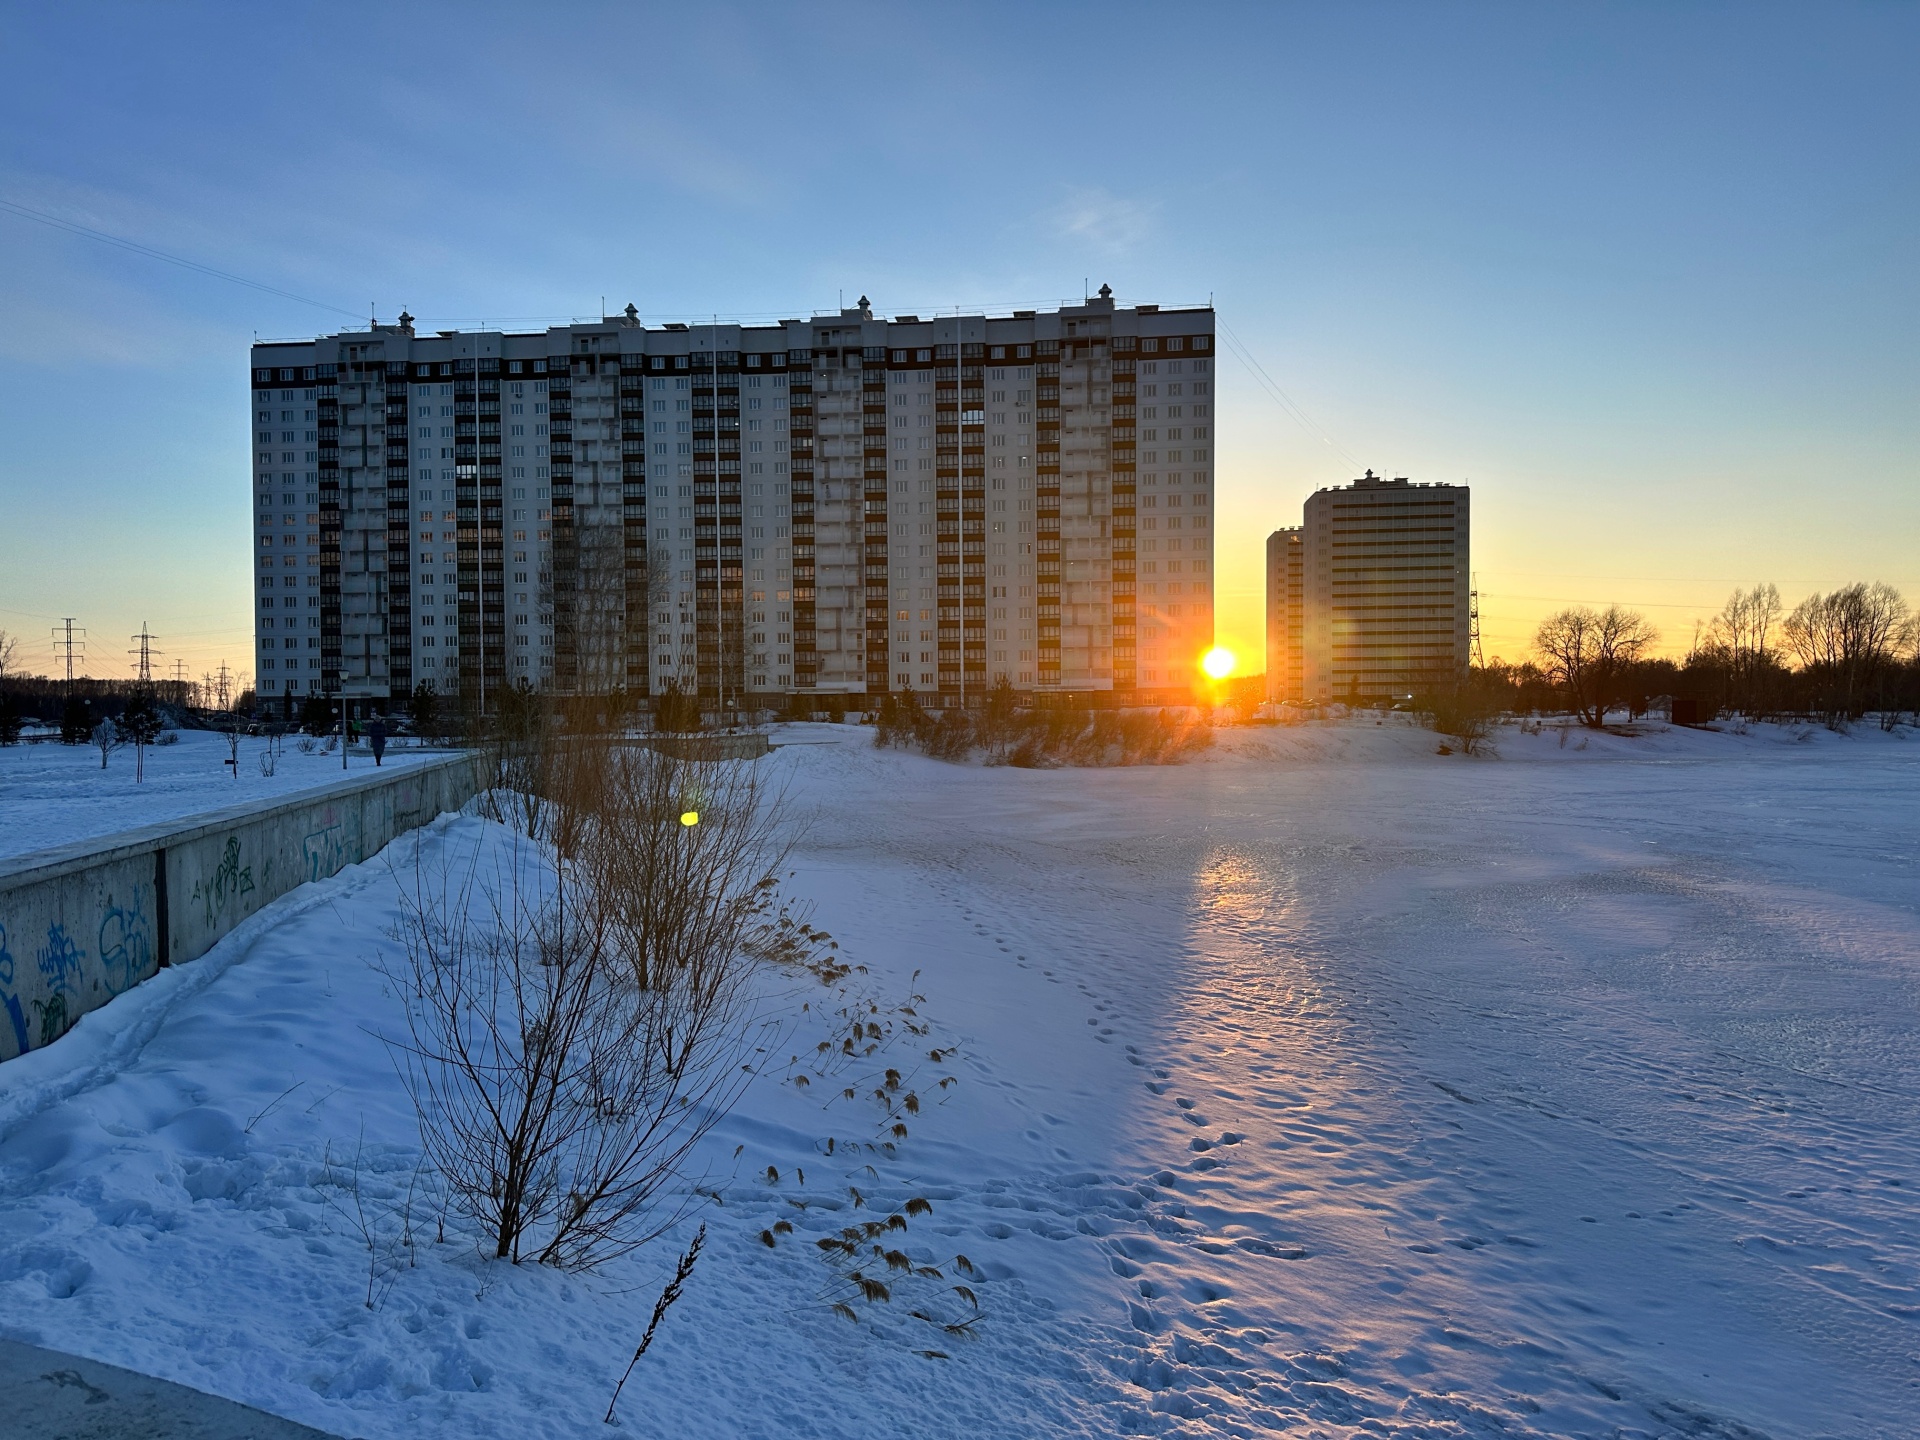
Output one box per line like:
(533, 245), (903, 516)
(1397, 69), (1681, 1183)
(299, 695), (333, 735)
(407, 682), (439, 739)
(60, 695), (92, 744)
(117, 690), (165, 782)
(655, 680), (701, 734)
(0, 692), (23, 746)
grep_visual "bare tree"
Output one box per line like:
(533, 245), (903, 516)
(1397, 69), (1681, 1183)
(1708, 584), (1783, 716)
(0, 628), (16, 678)
(1533, 606), (1659, 728)
(1783, 582), (1913, 722)
(387, 734), (797, 1271)
(91, 717), (123, 770)
(544, 518), (642, 706)
(223, 710), (246, 778)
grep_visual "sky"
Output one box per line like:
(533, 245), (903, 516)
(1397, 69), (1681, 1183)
(0, 1), (1914, 685)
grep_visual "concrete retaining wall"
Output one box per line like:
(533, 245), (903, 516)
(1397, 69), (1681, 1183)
(0, 753), (478, 1062)
(649, 732), (772, 761)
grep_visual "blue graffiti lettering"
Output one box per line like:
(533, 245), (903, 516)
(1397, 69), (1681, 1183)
(98, 891), (154, 997)
(0, 923), (25, 1054)
(33, 924), (85, 1047)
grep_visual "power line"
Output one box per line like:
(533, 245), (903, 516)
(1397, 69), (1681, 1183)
(51, 617), (84, 693)
(1469, 574), (1484, 669)
(130, 621), (161, 683)
(0, 196), (364, 321)
(1215, 317), (1364, 472)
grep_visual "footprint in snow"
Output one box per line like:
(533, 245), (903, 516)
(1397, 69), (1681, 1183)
(1235, 1238), (1307, 1259)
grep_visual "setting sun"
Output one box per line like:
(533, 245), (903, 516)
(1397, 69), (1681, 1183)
(1200, 647), (1236, 680)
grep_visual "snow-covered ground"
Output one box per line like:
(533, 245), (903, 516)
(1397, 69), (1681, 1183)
(0, 730), (443, 861)
(0, 717), (1915, 1438)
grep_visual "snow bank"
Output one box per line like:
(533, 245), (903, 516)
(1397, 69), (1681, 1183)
(0, 722), (1914, 1438)
(0, 731), (442, 861)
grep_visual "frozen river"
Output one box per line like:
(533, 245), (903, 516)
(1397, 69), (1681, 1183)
(1, 718), (1913, 1438)
(785, 720), (1920, 1436)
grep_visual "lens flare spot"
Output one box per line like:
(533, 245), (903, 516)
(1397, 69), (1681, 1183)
(679, 811), (700, 827)
(1201, 647), (1236, 680)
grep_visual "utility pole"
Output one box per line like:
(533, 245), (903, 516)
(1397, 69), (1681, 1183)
(129, 622), (160, 684)
(52, 618), (84, 695)
(215, 661), (233, 712)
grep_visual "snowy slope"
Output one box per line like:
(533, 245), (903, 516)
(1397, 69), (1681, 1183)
(0, 731), (442, 860)
(0, 719), (1915, 1439)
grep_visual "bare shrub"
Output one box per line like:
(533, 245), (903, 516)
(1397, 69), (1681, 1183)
(882, 695), (1211, 768)
(1419, 678), (1504, 755)
(654, 680), (703, 735)
(921, 709), (977, 761)
(386, 734), (797, 1271)
(872, 693), (928, 750)
(315, 1131), (431, 1310)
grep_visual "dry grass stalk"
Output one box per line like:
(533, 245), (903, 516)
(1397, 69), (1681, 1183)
(603, 1223), (705, 1426)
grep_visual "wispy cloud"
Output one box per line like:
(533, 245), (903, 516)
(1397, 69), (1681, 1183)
(1044, 187), (1158, 254)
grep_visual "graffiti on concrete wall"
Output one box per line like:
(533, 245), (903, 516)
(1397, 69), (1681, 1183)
(0, 923), (28, 1054)
(190, 835), (256, 929)
(1, 756), (473, 1065)
(34, 923), (85, 1048)
(301, 803), (362, 885)
(97, 891), (154, 997)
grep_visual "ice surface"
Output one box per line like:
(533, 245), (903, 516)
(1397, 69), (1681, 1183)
(0, 731), (440, 860)
(0, 717), (1914, 1438)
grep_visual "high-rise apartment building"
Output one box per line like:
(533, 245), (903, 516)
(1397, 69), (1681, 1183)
(1265, 472), (1469, 703)
(248, 293), (1215, 716)
(1264, 526), (1303, 703)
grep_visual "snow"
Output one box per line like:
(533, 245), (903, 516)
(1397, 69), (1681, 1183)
(1, 716), (1916, 1438)
(0, 731), (443, 861)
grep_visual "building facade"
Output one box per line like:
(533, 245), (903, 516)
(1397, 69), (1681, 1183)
(1266, 472), (1468, 703)
(1264, 526), (1303, 703)
(249, 293), (1216, 715)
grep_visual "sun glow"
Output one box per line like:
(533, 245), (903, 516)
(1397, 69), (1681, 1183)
(1201, 647), (1236, 680)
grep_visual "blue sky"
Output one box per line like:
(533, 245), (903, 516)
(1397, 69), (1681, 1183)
(1, 2), (1914, 680)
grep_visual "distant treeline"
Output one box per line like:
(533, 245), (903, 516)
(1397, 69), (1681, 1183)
(1464, 581), (1920, 729)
